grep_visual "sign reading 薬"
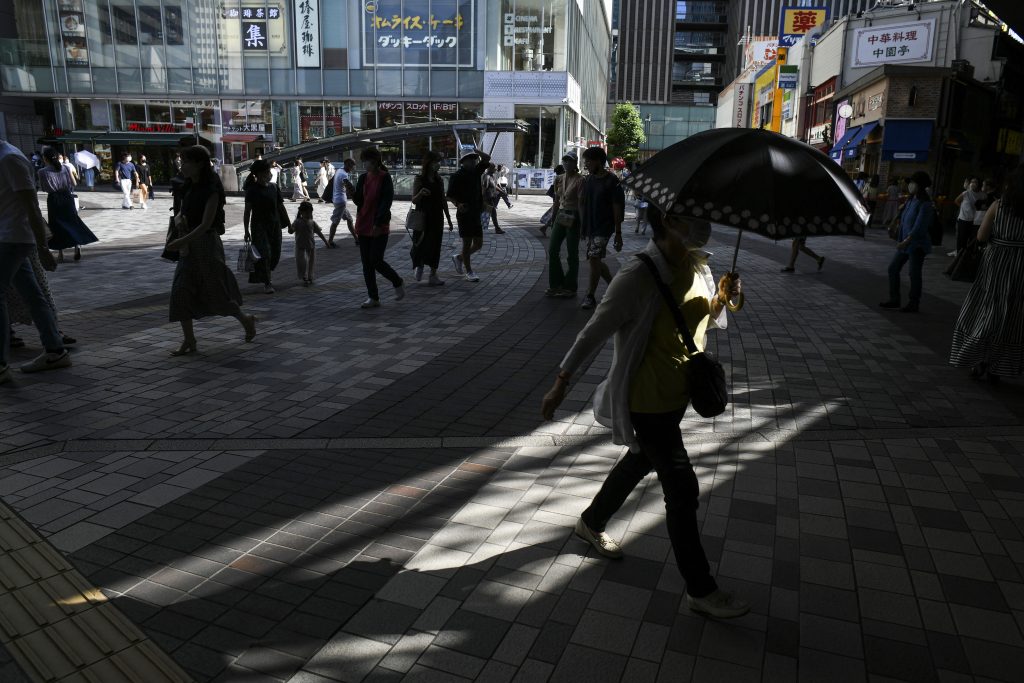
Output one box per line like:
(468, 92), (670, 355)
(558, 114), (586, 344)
(852, 18), (936, 68)
(778, 7), (828, 48)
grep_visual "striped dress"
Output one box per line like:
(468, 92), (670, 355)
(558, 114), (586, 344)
(949, 201), (1024, 376)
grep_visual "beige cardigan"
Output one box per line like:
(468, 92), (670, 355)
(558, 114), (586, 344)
(559, 239), (726, 449)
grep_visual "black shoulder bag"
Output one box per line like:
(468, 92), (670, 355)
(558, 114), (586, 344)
(636, 253), (728, 418)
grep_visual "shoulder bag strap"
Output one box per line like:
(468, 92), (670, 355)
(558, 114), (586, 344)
(636, 253), (699, 356)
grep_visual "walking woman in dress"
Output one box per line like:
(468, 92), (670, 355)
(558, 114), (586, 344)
(315, 159), (330, 203)
(37, 147), (97, 263)
(291, 160), (310, 201)
(352, 147), (404, 308)
(243, 159), (288, 294)
(950, 165), (1024, 383)
(165, 145), (256, 356)
(7, 249), (77, 349)
(410, 151), (453, 287)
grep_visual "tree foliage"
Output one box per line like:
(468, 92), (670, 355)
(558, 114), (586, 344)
(606, 103), (646, 162)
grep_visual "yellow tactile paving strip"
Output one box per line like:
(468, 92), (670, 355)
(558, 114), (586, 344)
(0, 502), (193, 683)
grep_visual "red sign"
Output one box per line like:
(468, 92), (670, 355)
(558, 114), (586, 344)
(127, 122), (177, 133)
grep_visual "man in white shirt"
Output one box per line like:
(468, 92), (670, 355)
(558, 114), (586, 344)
(328, 158), (357, 248)
(0, 140), (71, 383)
(950, 177), (979, 257)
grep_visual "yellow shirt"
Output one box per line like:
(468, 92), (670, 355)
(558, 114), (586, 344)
(628, 259), (713, 414)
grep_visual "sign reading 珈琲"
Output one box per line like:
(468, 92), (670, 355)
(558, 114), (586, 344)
(779, 6), (829, 48)
(295, 0), (321, 67)
(852, 18), (936, 68)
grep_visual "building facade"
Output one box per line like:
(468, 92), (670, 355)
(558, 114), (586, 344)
(724, 0), (878, 84)
(609, 0), (725, 159)
(0, 0), (611, 182)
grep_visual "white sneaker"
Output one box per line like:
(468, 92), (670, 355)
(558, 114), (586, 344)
(360, 298), (380, 309)
(686, 590), (750, 618)
(465, 271), (480, 282)
(142, 204), (148, 211)
(451, 253), (464, 274)
(947, 250), (957, 257)
(20, 350), (72, 374)
(573, 518), (623, 559)
(395, 284), (406, 301)
(414, 266), (424, 281)
(264, 284), (275, 294)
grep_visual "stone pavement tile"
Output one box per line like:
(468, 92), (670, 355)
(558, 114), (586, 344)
(548, 643), (627, 682)
(797, 648), (866, 683)
(462, 579), (534, 622)
(415, 644), (486, 679)
(432, 609), (510, 660)
(569, 608), (641, 656)
(303, 631), (392, 682)
(799, 613), (863, 659)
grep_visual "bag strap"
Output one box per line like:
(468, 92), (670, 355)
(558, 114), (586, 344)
(636, 253), (699, 355)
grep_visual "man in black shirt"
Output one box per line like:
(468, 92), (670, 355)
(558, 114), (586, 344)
(446, 148), (491, 282)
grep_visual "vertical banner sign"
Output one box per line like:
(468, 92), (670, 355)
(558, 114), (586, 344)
(57, 0), (89, 66)
(295, 0), (320, 67)
(733, 83), (751, 128)
(779, 7), (829, 48)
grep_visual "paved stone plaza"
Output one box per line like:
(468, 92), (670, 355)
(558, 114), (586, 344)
(1, 189), (1023, 682)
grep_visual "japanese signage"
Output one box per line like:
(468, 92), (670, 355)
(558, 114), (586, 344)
(363, 0), (474, 68)
(220, 3), (287, 59)
(852, 19), (936, 68)
(868, 93), (884, 111)
(733, 83), (751, 129)
(224, 123), (270, 135)
(58, 0), (89, 67)
(744, 38), (778, 71)
(295, 0), (320, 67)
(778, 65), (799, 90)
(782, 90), (794, 121)
(779, 7), (829, 47)
(376, 101), (458, 125)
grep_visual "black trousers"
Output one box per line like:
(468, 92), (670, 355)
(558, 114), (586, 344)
(358, 234), (402, 300)
(580, 409), (717, 598)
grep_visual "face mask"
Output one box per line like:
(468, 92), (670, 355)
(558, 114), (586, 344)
(908, 183), (918, 194)
(683, 221), (712, 250)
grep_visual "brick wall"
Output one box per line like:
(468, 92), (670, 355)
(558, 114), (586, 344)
(884, 76), (944, 119)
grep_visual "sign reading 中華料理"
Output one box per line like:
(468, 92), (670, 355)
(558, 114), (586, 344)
(363, 0), (474, 68)
(852, 18), (936, 68)
(295, 0), (320, 67)
(779, 7), (828, 48)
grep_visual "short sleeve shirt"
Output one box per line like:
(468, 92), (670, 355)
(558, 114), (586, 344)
(0, 142), (38, 244)
(333, 169), (350, 205)
(116, 161), (136, 181)
(581, 172), (625, 238)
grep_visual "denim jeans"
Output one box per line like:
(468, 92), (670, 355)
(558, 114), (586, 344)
(548, 215), (579, 292)
(888, 249), (926, 306)
(580, 410), (717, 598)
(358, 234), (402, 301)
(83, 167), (95, 189)
(0, 244), (64, 367)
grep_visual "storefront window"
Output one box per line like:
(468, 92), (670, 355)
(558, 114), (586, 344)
(498, 0), (566, 72)
(298, 101), (325, 141)
(513, 104), (560, 168)
(324, 102), (348, 137)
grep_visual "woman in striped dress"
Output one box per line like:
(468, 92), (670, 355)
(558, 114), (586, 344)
(949, 166), (1024, 382)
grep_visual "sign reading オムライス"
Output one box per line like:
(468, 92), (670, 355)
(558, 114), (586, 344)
(852, 18), (936, 68)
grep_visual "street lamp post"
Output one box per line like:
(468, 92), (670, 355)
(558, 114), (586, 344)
(643, 114), (652, 160)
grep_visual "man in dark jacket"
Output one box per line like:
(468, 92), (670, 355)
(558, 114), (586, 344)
(445, 148), (490, 282)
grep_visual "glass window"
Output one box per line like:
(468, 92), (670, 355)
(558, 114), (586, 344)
(298, 101), (324, 141)
(499, 0), (565, 72)
(111, 5), (137, 44)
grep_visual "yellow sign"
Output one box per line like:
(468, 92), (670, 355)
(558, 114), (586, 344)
(779, 7), (829, 47)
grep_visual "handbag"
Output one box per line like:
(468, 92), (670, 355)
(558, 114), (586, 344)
(237, 240), (258, 273)
(946, 239), (984, 282)
(406, 206), (426, 232)
(160, 217), (179, 262)
(636, 253), (729, 418)
(554, 209), (577, 229)
(540, 207), (553, 226)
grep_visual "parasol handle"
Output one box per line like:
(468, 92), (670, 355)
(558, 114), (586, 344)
(731, 229), (742, 273)
(725, 229), (745, 312)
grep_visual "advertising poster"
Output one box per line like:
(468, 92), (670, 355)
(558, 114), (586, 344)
(59, 0), (89, 66)
(363, 0), (474, 67)
(779, 7), (829, 47)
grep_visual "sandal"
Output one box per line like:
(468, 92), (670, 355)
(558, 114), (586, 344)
(244, 315), (257, 343)
(170, 338), (197, 356)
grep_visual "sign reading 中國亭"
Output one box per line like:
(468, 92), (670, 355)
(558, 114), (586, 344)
(363, 0), (474, 68)
(852, 18), (936, 68)
(779, 7), (829, 47)
(295, 0), (320, 67)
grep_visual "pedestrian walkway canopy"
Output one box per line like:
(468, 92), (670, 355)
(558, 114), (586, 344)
(234, 118), (530, 172)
